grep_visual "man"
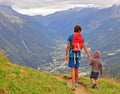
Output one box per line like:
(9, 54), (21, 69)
(65, 24), (92, 91)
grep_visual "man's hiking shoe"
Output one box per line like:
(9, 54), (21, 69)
(75, 82), (78, 87)
(71, 88), (75, 91)
(92, 83), (97, 88)
(71, 83), (75, 91)
(75, 84), (78, 87)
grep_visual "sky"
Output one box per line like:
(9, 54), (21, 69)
(0, 0), (120, 16)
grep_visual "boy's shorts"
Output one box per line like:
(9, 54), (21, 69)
(68, 58), (80, 68)
(90, 71), (99, 80)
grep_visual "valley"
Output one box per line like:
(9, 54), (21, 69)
(39, 39), (120, 78)
(0, 5), (120, 78)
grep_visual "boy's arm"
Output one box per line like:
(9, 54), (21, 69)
(65, 42), (70, 63)
(99, 62), (103, 75)
(83, 43), (92, 61)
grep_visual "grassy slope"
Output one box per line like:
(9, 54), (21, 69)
(78, 76), (120, 94)
(53, 74), (120, 94)
(0, 54), (120, 94)
(0, 55), (73, 94)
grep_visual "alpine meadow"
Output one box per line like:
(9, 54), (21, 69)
(0, 3), (120, 94)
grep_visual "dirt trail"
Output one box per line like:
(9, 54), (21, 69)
(54, 75), (87, 94)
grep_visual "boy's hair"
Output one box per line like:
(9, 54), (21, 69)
(74, 25), (82, 33)
(93, 50), (101, 58)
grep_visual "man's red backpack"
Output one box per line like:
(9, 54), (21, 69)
(72, 33), (83, 53)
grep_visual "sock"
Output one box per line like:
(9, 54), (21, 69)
(75, 81), (78, 85)
(93, 82), (96, 85)
(72, 83), (75, 88)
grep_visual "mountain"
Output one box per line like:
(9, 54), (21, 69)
(102, 51), (120, 79)
(0, 4), (120, 76)
(0, 5), (54, 68)
(32, 5), (120, 76)
(88, 17), (120, 51)
(33, 7), (99, 37)
(36, 5), (120, 52)
(104, 62), (120, 79)
(85, 5), (120, 51)
(0, 54), (120, 94)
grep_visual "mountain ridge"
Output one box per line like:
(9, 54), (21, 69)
(0, 4), (120, 75)
(0, 5), (54, 68)
(34, 5), (120, 74)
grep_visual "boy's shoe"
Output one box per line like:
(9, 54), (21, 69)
(95, 85), (99, 89)
(92, 83), (97, 88)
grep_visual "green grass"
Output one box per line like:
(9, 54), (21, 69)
(79, 76), (120, 94)
(0, 54), (120, 94)
(0, 55), (73, 94)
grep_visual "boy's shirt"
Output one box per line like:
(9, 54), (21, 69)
(67, 34), (84, 58)
(89, 58), (103, 74)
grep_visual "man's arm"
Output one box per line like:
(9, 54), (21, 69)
(83, 43), (92, 60)
(65, 42), (70, 62)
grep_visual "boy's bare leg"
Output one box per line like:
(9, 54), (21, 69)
(90, 78), (95, 83)
(90, 78), (97, 88)
(95, 80), (98, 88)
(95, 80), (98, 85)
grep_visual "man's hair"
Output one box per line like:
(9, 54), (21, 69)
(74, 25), (82, 32)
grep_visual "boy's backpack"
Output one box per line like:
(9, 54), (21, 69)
(72, 33), (83, 53)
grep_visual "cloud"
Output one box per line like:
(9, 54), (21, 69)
(0, 0), (120, 16)
(13, 7), (60, 16)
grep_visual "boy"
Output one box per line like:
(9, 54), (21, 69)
(65, 25), (92, 91)
(89, 50), (103, 88)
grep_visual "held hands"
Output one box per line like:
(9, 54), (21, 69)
(89, 56), (93, 62)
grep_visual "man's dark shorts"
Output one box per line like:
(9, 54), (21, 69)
(90, 71), (99, 80)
